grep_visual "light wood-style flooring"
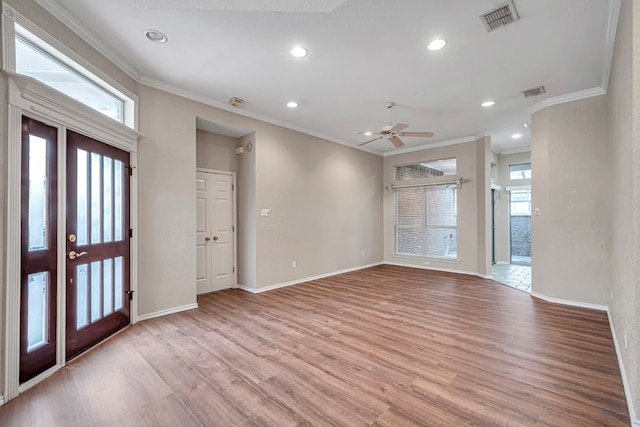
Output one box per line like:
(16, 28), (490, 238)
(0, 265), (631, 426)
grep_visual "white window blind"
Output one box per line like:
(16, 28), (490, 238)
(395, 185), (457, 258)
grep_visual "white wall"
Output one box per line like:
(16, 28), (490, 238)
(382, 138), (491, 277)
(608, 0), (638, 418)
(531, 95), (610, 306)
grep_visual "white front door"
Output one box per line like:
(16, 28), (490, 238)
(196, 171), (235, 294)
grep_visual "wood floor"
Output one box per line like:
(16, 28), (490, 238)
(0, 265), (630, 426)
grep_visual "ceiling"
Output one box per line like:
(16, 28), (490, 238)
(35, 0), (618, 155)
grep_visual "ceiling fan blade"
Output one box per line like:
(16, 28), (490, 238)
(399, 131), (434, 138)
(358, 136), (384, 146)
(390, 135), (405, 148)
(389, 122), (409, 133)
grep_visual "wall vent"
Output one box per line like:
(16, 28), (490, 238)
(479, 1), (519, 32)
(521, 86), (546, 98)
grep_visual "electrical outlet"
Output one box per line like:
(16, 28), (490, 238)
(292, 260), (297, 269)
(611, 290), (613, 301)
(261, 209), (270, 217)
(424, 261), (430, 266)
(624, 331), (628, 349)
(362, 250), (365, 256)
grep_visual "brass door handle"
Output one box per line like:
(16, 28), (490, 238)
(213, 236), (219, 241)
(205, 236), (211, 241)
(68, 251), (88, 260)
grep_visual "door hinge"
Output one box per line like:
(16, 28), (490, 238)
(233, 267), (235, 273)
(232, 225), (235, 232)
(126, 165), (136, 176)
(126, 290), (135, 301)
(232, 184), (234, 191)
(129, 228), (133, 238)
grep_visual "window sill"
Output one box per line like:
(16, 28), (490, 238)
(392, 254), (460, 264)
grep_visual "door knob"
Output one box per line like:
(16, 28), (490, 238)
(68, 251), (88, 260)
(213, 236), (219, 241)
(205, 236), (211, 241)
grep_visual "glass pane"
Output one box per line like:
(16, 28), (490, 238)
(509, 163), (531, 180)
(15, 34), (123, 121)
(77, 149), (88, 246)
(27, 272), (48, 352)
(426, 228), (457, 258)
(114, 256), (123, 311)
(103, 157), (113, 243)
(103, 258), (113, 316)
(396, 158), (456, 181)
(76, 264), (89, 329)
(396, 188), (424, 227)
(396, 227), (425, 256)
(114, 161), (124, 241)
(90, 261), (102, 322)
(28, 135), (48, 251)
(90, 153), (102, 244)
(426, 187), (457, 227)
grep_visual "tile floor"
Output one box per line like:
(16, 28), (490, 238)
(491, 263), (531, 293)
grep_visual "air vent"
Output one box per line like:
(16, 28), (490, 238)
(480, 1), (519, 32)
(522, 86), (546, 98)
(228, 97), (244, 107)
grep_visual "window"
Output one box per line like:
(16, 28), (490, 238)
(10, 23), (135, 128)
(395, 185), (457, 258)
(509, 163), (531, 180)
(396, 158), (457, 181)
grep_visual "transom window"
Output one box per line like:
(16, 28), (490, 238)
(11, 23), (135, 128)
(509, 163), (531, 180)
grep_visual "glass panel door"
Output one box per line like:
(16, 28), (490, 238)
(20, 116), (58, 383)
(65, 130), (130, 360)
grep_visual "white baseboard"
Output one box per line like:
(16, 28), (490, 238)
(237, 262), (384, 294)
(608, 308), (639, 425)
(136, 303), (198, 322)
(384, 261), (491, 280)
(529, 292), (607, 311)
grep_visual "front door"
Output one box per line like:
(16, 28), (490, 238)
(196, 171), (235, 294)
(65, 130), (131, 359)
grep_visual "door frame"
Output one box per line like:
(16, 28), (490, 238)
(196, 168), (237, 291)
(4, 73), (139, 400)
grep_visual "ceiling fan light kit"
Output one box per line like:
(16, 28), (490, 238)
(358, 102), (434, 148)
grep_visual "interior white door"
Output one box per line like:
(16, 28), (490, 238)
(196, 171), (235, 294)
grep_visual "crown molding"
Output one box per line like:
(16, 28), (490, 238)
(601, 0), (622, 91)
(382, 135), (480, 157)
(497, 147), (532, 155)
(138, 75), (383, 156)
(526, 87), (606, 115)
(34, 0), (141, 80)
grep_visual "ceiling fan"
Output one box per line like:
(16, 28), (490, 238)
(359, 102), (434, 148)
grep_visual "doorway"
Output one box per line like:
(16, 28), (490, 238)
(196, 170), (236, 294)
(509, 189), (531, 265)
(20, 116), (132, 383)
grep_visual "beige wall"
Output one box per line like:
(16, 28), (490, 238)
(382, 138), (491, 276)
(137, 83), (383, 301)
(494, 152), (532, 264)
(531, 95), (610, 305)
(196, 130), (239, 172)
(237, 133), (256, 287)
(608, 0), (638, 418)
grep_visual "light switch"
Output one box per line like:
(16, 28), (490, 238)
(535, 208), (540, 216)
(261, 209), (271, 217)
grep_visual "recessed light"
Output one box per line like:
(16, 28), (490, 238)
(364, 131), (373, 136)
(481, 100), (496, 107)
(144, 29), (168, 44)
(427, 39), (447, 51)
(290, 46), (307, 58)
(512, 133), (523, 139)
(286, 101), (299, 108)
(523, 123), (529, 128)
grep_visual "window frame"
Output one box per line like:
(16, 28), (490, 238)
(509, 163), (531, 181)
(394, 184), (459, 261)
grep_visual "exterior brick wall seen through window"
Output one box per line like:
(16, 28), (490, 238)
(510, 215), (531, 256)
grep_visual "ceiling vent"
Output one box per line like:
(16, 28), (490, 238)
(522, 86), (546, 98)
(479, 1), (519, 32)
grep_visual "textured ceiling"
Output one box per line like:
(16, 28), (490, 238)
(36, 0), (619, 155)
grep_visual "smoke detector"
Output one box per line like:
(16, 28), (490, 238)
(228, 97), (244, 107)
(522, 86), (546, 98)
(480, 1), (519, 32)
